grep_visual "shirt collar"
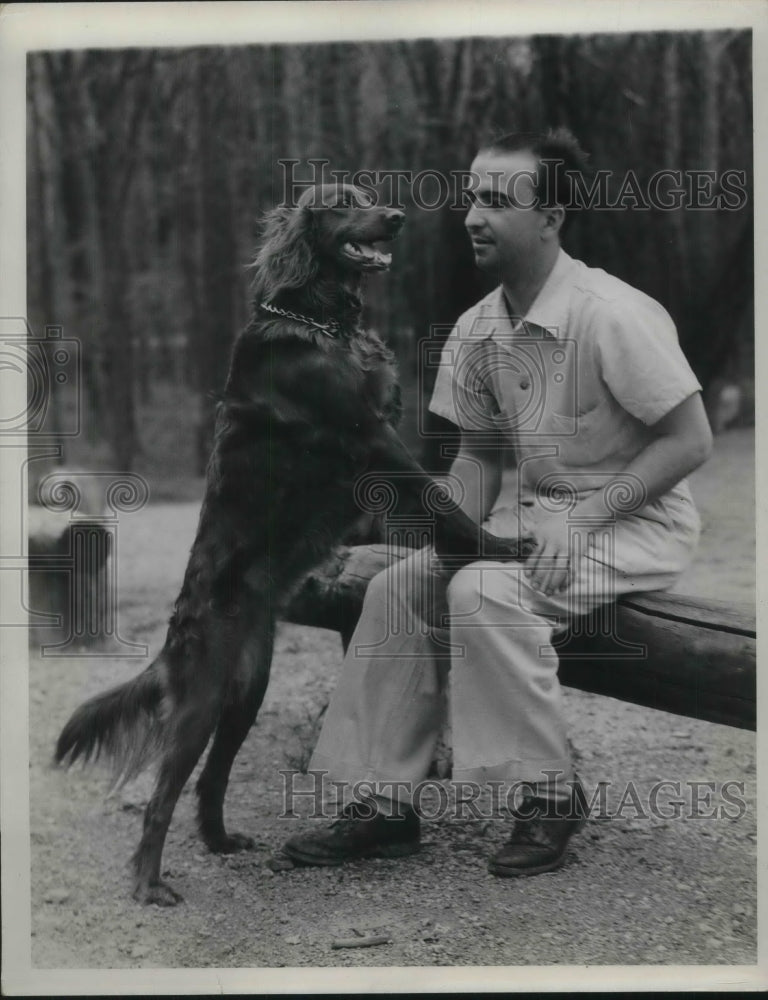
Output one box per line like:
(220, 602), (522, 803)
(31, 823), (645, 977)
(478, 249), (575, 342)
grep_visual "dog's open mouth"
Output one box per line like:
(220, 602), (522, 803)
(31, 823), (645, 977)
(340, 240), (393, 271)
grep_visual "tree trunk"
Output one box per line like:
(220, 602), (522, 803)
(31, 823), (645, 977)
(28, 55), (68, 446)
(194, 54), (238, 474)
(102, 222), (138, 471)
(661, 35), (690, 321)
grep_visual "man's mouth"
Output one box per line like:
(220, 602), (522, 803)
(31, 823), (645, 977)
(340, 240), (393, 271)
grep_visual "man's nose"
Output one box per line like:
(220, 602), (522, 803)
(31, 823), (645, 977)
(465, 203), (482, 230)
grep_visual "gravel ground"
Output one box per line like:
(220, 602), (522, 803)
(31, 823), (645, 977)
(27, 428), (757, 973)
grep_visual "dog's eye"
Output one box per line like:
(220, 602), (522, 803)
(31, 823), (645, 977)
(338, 197), (353, 208)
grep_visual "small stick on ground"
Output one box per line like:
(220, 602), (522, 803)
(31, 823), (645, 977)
(331, 935), (390, 950)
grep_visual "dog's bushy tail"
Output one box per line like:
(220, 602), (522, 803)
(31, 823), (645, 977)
(55, 656), (167, 788)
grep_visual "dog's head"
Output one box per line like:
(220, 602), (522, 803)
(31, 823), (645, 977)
(251, 183), (405, 301)
(295, 184), (405, 273)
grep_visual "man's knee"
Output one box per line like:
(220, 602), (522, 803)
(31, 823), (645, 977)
(446, 565), (485, 617)
(447, 561), (538, 622)
(363, 550), (435, 612)
(363, 565), (396, 608)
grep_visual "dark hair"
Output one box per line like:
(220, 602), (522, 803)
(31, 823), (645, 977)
(478, 127), (591, 232)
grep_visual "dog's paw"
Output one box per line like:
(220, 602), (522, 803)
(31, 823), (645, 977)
(205, 831), (256, 854)
(484, 533), (537, 562)
(133, 879), (184, 907)
(519, 534), (538, 559)
(433, 521), (476, 560)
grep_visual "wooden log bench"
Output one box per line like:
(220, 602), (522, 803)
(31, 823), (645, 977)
(284, 544), (756, 732)
(27, 504), (111, 650)
(27, 467), (152, 654)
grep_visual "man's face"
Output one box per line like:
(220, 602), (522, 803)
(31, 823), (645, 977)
(465, 149), (546, 276)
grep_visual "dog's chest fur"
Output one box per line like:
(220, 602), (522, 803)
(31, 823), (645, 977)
(340, 326), (401, 424)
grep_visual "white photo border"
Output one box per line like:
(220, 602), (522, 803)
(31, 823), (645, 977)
(1, 1), (765, 994)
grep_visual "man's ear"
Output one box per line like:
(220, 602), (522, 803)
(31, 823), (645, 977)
(540, 204), (566, 239)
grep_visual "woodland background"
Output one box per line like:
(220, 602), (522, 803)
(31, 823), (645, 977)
(26, 30), (753, 492)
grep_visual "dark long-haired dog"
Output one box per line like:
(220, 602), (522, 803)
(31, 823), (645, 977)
(55, 184), (533, 905)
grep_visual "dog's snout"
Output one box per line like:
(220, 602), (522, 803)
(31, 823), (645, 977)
(386, 209), (405, 225)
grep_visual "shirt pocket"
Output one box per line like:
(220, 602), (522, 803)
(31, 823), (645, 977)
(546, 398), (640, 469)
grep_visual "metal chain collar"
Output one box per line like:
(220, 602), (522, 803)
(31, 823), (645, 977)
(259, 301), (341, 336)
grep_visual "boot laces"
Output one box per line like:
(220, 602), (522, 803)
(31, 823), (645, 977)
(329, 800), (377, 830)
(509, 815), (552, 847)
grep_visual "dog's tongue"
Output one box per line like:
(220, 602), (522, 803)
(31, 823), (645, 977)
(343, 241), (392, 269)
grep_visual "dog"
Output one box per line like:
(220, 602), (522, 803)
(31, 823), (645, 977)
(55, 184), (533, 905)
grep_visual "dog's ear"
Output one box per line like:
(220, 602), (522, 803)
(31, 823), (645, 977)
(250, 204), (317, 301)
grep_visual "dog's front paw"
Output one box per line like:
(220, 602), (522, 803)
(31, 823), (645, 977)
(433, 516), (478, 560)
(483, 533), (537, 562)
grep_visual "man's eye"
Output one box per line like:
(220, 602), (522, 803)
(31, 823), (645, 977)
(470, 193), (509, 209)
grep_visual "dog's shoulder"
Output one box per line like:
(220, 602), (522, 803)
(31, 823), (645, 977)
(224, 319), (400, 430)
(232, 318), (334, 356)
(348, 327), (400, 425)
(348, 327), (396, 371)
(226, 321), (331, 390)
(223, 321), (370, 427)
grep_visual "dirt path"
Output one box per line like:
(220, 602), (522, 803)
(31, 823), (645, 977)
(29, 429), (756, 969)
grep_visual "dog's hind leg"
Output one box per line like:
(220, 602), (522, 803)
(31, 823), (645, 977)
(196, 617), (274, 853)
(130, 619), (241, 905)
(131, 687), (222, 906)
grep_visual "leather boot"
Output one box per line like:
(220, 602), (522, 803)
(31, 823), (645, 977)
(283, 799), (421, 866)
(488, 778), (588, 877)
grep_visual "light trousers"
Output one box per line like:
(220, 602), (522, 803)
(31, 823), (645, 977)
(310, 494), (701, 801)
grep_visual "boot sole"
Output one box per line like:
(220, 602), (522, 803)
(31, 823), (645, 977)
(284, 840), (421, 867)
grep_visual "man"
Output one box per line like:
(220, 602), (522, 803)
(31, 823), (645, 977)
(283, 129), (712, 876)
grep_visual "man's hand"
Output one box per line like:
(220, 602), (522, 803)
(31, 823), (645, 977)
(525, 512), (573, 596)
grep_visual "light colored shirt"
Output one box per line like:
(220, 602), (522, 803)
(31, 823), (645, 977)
(429, 249), (702, 514)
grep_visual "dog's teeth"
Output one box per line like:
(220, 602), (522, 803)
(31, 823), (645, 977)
(342, 241), (392, 268)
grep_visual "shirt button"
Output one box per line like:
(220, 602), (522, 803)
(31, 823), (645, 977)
(519, 379), (530, 389)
